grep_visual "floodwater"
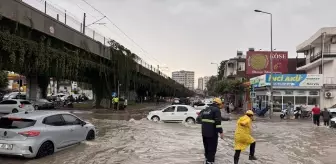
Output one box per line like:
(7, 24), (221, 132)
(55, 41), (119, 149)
(1, 113), (336, 164)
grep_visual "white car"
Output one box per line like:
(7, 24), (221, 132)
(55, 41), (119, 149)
(0, 99), (35, 114)
(194, 103), (212, 110)
(0, 111), (96, 158)
(3, 92), (27, 100)
(147, 105), (200, 124)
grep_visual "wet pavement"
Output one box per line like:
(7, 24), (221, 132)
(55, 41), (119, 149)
(1, 112), (336, 164)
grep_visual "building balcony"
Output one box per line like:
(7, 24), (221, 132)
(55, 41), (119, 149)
(297, 52), (336, 71)
(310, 51), (336, 63)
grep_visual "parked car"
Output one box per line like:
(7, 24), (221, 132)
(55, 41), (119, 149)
(147, 105), (200, 124)
(0, 111), (97, 158)
(0, 99), (34, 114)
(3, 92), (26, 100)
(31, 99), (55, 110)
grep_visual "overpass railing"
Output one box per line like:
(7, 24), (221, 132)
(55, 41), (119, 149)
(22, 0), (170, 80)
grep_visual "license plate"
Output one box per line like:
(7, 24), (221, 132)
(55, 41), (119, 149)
(0, 143), (13, 150)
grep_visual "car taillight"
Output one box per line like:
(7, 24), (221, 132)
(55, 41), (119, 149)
(196, 112), (200, 115)
(19, 130), (40, 137)
(19, 104), (24, 108)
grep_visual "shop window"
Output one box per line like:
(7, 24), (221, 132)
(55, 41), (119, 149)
(308, 96), (319, 106)
(273, 96), (282, 112)
(283, 96), (294, 104)
(285, 91), (293, 95)
(309, 91), (319, 96)
(295, 96), (307, 105)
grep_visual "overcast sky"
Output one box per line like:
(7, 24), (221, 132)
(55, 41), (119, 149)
(25, 0), (336, 80)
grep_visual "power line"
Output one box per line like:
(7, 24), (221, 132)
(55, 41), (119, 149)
(80, 0), (163, 66)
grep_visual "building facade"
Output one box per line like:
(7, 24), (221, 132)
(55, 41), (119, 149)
(197, 77), (203, 90)
(197, 76), (210, 90)
(172, 70), (195, 90)
(222, 51), (246, 81)
(296, 27), (336, 108)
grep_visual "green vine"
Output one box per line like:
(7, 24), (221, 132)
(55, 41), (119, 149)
(0, 27), (193, 101)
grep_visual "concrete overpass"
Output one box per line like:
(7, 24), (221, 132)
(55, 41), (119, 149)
(0, 0), (193, 105)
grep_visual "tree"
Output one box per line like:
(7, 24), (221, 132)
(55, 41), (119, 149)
(218, 60), (226, 80)
(214, 79), (245, 95)
(0, 71), (8, 89)
(206, 76), (218, 96)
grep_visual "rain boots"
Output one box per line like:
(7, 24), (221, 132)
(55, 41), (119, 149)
(234, 158), (239, 164)
(249, 155), (258, 160)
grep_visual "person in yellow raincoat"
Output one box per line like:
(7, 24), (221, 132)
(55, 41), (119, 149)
(233, 110), (257, 164)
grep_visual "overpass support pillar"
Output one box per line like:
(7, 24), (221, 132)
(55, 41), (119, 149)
(26, 76), (41, 100)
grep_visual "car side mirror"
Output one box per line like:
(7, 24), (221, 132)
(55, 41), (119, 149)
(81, 121), (86, 126)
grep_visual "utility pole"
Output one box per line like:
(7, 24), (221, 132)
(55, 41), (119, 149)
(65, 10), (67, 25)
(82, 13), (86, 34)
(44, 1), (47, 14)
(255, 9), (273, 119)
(117, 80), (120, 110)
(321, 32), (326, 108)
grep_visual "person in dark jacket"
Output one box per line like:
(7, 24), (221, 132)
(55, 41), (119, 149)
(201, 98), (224, 164)
(321, 108), (331, 126)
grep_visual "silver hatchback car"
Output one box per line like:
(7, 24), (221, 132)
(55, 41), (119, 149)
(0, 111), (96, 158)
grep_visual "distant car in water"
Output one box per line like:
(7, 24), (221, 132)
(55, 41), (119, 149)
(193, 103), (212, 110)
(0, 111), (97, 158)
(31, 99), (55, 110)
(3, 92), (26, 100)
(0, 99), (34, 114)
(147, 105), (200, 124)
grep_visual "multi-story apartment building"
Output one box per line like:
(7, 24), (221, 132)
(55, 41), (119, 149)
(197, 77), (203, 90)
(296, 27), (336, 107)
(197, 76), (210, 90)
(222, 51), (246, 81)
(203, 76), (210, 90)
(172, 70), (195, 90)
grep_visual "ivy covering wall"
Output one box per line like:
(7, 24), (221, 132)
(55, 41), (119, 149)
(0, 17), (193, 107)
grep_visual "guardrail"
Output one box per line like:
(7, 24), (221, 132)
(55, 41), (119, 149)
(21, 0), (170, 80)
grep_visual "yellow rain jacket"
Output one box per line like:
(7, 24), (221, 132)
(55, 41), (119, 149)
(234, 115), (255, 151)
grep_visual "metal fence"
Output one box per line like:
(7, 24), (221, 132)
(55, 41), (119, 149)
(22, 0), (170, 80)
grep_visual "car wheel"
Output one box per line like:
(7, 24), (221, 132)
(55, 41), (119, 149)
(151, 116), (160, 122)
(34, 105), (39, 110)
(36, 141), (54, 158)
(186, 117), (195, 124)
(12, 109), (18, 113)
(86, 130), (95, 141)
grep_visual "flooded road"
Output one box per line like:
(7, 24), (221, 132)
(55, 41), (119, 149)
(1, 113), (336, 164)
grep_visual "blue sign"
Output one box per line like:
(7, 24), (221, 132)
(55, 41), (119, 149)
(265, 74), (321, 87)
(112, 92), (117, 97)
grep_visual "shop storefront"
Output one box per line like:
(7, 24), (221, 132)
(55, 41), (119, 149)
(250, 74), (322, 111)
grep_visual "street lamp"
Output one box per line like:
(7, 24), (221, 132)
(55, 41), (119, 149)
(211, 62), (219, 74)
(255, 9), (274, 119)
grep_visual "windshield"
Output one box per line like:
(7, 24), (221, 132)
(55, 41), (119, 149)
(0, 118), (36, 129)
